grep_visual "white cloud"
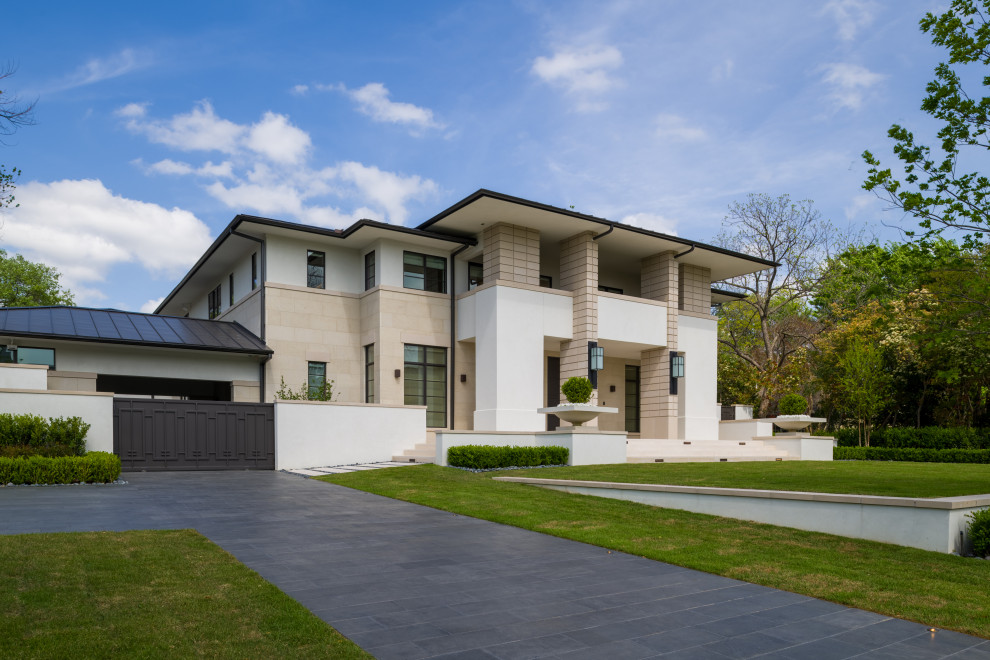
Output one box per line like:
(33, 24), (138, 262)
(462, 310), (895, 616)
(291, 84), (309, 95)
(619, 212), (678, 236)
(820, 0), (878, 41)
(122, 100), (246, 153)
(50, 48), (149, 92)
(844, 194), (877, 220)
(115, 102), (148, 119)
(140, 297), (165, 314)
(820, 62), (885, 111)
(245, 111), (311, 164)
(655, 114), (708, 142)
(2, 179), (213, 305)
(335, 162), (439, 225)
(331, 82), (443, 133)
(141, 158), (234, 178)
(531, 45), (623, 111)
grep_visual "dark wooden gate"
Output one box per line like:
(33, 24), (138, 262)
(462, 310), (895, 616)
(113, 399), (275, 470)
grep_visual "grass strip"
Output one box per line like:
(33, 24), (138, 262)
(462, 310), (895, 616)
(507, 460), (990, 498)
(0, 529), (372, 659)
(319, 464), (990, 639)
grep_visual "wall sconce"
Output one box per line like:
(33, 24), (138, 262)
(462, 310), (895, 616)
(670, 351), (684, 395)
(609, 385), (616, 393)
(460, 374), (467, 383)
(588, 341), (604, 388)
(394, 369), (401, 379)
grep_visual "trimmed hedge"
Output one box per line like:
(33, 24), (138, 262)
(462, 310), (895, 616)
(834, 426), (990, 450)
(968, 508), (990, 558)
(834, 447), (990, 463)
(448, 445), (569, 470)
(0, 452), (121, 485)
(0, 413), (90, 455)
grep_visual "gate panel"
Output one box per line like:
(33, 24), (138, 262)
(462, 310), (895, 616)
(112, 399), (275, 470)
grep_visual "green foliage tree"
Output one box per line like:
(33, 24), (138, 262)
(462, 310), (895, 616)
(274, 376), (337, 402)
(0, 251), (74, 307)
(838, 338), (891, 446)
(863, 0), (990, 246)
(0, 164), (18, 208)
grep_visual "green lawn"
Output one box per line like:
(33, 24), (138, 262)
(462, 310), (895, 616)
(510, 461), (990, 498)
(0, 530), (372, 659)
(319, 465), (990, 639)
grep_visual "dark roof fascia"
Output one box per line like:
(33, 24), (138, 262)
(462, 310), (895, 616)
(0, 328), (272, 357)
(418, 189), (779, 269)
(710, 287), (747, 300)
(155, 214), (476, 314)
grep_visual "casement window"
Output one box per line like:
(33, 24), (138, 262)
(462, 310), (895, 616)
(208, 284), (222, 319)
(468, 262), (483, 290)
(402, 252), (446, 293)
(0, 346), (55, 370)
(307, 250), (325, 289)
(598, 285), (624, 295)
(364, 251), (375, 290)
(539, 275), (553, 288)
(251, 252), (258, 290)
(625, 365), (640, 433)
(308, 361), (326, 399)
(404, 344), (447, 428)
(228, 273), (234, 306)
(364, 344), (375, 403)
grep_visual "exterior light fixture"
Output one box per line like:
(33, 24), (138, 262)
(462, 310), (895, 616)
(670, 351), (684, 395)
(394, 369), (401, 379)
(588, 341), (604, 388)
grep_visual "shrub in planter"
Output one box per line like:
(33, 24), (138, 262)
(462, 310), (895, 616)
(969, 508), (990, 557)
(0, 451), (121, 485)
(778, 394), (808, 416)
(447, 445), (569, 469)
(833, 446), (990, 463)
(561, 377), (593, 404)
(0, 444), (77, 458)
(0, 413), (90, 455)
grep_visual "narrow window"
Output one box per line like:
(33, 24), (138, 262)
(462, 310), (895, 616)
(208, 284), (222, 319)
(307, 250), (325, 289)
(365, 344), (375, 403)
(251, 252), (258, 290)
(228, 273), (234, 306)
(598, 285), (623, 295)
(404, 344), (447, 428)
(403, 251), (446, 293)
(625, 365), (640, 433)
(0, 346), (55, 370)
(468, 262), (483, 290)
(539, 275), (553, 288)
(364, 251), (376, 290)
(307, 361), (326, 399)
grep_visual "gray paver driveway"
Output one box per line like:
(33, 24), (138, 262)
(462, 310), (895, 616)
(1, 471), (987, 659)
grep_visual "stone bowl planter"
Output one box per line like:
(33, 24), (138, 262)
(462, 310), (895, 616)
(773, 415), (826, 433)
(538, 404), (618, 427)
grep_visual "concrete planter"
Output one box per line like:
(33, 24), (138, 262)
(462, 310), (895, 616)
(538, 404), (618, 426)
(773, 415), (826, 433)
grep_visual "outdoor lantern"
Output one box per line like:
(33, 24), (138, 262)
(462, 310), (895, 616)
(670, 351), (685, 395)
(588, 342), (604, 389)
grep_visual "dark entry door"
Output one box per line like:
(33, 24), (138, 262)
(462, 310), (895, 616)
(113, 399), (275, 470)
(547, 356), (560, 431)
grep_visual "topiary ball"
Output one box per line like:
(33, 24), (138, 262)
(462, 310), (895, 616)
(778, 393), (808, 416)
(561, 376), (593, 404)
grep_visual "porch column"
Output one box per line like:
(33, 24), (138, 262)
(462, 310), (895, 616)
(640, 251), (678, 438)
(558, 232), (599, 417)
(482, 223), (540, 286)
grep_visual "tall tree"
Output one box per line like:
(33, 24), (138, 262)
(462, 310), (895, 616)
(863, 0), (990, 246)
(0, 251), (74, 307)
(0, 63), (35, 136)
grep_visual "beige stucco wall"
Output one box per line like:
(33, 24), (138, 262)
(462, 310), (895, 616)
(48, 370), (97, 392)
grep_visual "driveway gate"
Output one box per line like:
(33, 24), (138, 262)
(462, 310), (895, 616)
(113, 399), (275, 470)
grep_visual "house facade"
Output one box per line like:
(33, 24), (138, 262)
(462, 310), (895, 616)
(156, 190), (772, 441)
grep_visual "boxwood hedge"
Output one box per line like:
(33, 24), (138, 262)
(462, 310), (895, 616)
(448, 445), (569, 470)
(0, 413), (90, 455)
(834, 427), (990, 450)
(834, 446), (990, 463)
(0, 452), (121, 485)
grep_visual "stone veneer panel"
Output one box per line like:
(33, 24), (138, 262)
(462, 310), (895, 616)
(639, 252), (679, 438)
(482, 223), (540, 286)
(679, 264), (712, 314)
(559, 232), (599, 409)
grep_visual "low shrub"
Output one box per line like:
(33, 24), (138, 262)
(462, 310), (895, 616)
(0, 452), (121, 485)
(968, 508), (990, 558)
(561, 377), (593, 404)
(834, 427), (990, 449)
(0, 413), (90, 455)
(834, 447), (990, 463)
(0, 444), (77, 458)
(448, 445), (569, 470)
(778, 394), (808, 415)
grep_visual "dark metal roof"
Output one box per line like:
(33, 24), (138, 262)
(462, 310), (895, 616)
(0, 307), (271, 356)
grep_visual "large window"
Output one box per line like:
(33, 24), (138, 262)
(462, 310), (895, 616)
(308, 361), (326, 399)
(364, 251), (375, 290)
(403, 252), (446, 293)
(365, 344), (375, 403)
(307, 250), (325, 289)
(404, 344), (446, 428)
(251, 252), (258, 290)
(0, 346), (55, 370)
(208, 284), (222, 319)
(625, 365), (640, 433)
(468, 262), (483, 290)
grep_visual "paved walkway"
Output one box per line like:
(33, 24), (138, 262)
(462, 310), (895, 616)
(1, 471), (987, 659)
(285, 461), (421, 477)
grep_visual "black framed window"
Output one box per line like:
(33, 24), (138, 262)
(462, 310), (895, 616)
(625, 365), (640, 433)
(468, 262), (483, 290)
(228, 273), (234, 306)
(0, 346), (55, 370)
(307, 250), (325, 289)
(403, 251), (446, 293)
(251, 252), (258, 290)
(599, 285), (624, 295)
(365, 344), (375, 403)
(364, 251), (375, 290)
(539, 275), (553, 288)
(308, 361), (326, 399)
(208, 284), (222, 319)
(404, 344), (447, 428)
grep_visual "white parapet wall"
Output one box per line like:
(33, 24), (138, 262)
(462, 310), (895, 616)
(0, 363), (49, 390)
(434, 429), (627, 466)
(495, 477), (990, 554)
(0, 388), (114, 452)
(759, 435), (836, 461)
(274, 400), (426, 470)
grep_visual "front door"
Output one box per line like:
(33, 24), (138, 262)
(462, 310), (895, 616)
(547, 356), (560, 431)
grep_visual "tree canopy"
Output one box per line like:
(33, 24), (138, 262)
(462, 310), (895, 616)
(0, 251), (74, 308)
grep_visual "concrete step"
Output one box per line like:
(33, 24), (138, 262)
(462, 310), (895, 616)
(393, 439), (436, 463)
(627, 455), (795, 463)
(626, 438), (790, 463)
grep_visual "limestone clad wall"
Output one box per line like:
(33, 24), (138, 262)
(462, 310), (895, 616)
(679, 264), (712, 314)
(558, 232), (599, 407)
(482, 223), (540, 286)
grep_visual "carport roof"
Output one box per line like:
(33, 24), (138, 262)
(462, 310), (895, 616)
(0, 306), (271, 356)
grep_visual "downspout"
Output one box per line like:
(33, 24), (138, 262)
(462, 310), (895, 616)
(231, 229), (267, 402)
(674, 244), (695, 259)
(592, 225), (614, 241)
(448, 243), (471, 430)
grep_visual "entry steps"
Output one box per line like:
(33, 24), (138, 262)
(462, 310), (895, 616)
(392, 430), (436, 463)
(626, 438), (791, 463)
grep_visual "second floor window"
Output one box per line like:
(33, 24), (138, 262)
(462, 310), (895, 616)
(308, 361), (326, 398)
(365, 251), (375, 290)
(468, 262), (483, 290)
(228, 273), (234, 306)
(307, 250), (325, 289)
(208, 284), (222, 319)
(403, 251), (446, 293)
(251, 252), (258, 290)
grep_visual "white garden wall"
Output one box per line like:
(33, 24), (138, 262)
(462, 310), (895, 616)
(0, 388), (114, 452)
(434, 429), (627, 466)
(0, 363), (48, 390)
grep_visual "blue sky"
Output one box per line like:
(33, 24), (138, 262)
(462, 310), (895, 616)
(2, 0), (948, 311)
